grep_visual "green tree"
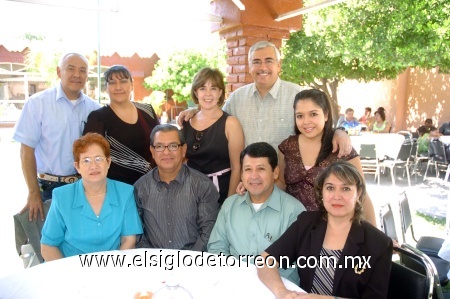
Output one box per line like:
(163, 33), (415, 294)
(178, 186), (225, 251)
(144, 42), (227, 103)
(23, 34), (61, 85)
(281, 0), (450, 114)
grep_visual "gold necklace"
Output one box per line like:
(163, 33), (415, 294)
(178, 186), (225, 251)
(84, 190), (106, 197)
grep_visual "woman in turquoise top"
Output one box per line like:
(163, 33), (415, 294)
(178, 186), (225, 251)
(41, 133), (143, 261)
(369, 109), (391, 133)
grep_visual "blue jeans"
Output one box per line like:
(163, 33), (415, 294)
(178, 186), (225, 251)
(38, 178), (67, 201)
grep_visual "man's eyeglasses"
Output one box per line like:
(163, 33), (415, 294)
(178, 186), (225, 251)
(79, 156), (107, 166)
(251, 58), (276, 67)
(152, 143), (183, 152)
(193, 131), (204, 152)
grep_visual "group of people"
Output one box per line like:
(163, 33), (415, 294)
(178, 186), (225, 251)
(13, 42), (393, 298)
(337, 106), (392, 134)
(416, 118), (450, 162)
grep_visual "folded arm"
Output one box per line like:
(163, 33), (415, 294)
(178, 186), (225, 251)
(332, 129), (352, 158)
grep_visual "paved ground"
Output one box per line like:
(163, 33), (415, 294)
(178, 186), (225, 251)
(0, 127), (449, 279)
(365, 166), (450, 221)
(365, 170), (450, 246)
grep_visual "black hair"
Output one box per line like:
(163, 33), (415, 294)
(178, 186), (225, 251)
(240, 142), (278, 170)
(150, 124), (185, 145)
(104, 65), (133, 84)
(293, 89), (334, 166)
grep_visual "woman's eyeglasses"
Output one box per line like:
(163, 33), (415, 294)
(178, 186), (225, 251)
(79, 156), (107, 166)
(193, 131), (204, 152)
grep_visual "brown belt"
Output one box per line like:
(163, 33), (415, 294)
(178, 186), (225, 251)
(38, 173), (80, 183)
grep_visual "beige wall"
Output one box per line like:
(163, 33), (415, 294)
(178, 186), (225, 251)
(405, 68), (450, 129)
(337, 68), (450, 132)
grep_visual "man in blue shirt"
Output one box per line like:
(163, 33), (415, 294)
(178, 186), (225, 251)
(337, 108), (359, 129)
(13, 53), (101, 221)
(208, 142), (305, 283)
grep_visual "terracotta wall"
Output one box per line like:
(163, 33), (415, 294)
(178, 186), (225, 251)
(404, 68), (450, 129)
(96, 52), (159, 101)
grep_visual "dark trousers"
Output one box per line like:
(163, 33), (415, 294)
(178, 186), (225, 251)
(38, 178), (67, 201)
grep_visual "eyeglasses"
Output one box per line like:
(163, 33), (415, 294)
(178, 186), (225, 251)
(193, 131), (204, 152)
(251, 58), (276, 67)
(152, 143), (183, 152)
(79, 156), (107, 166)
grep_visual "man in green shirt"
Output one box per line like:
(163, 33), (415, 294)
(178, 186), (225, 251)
(207, 142), (305, 283)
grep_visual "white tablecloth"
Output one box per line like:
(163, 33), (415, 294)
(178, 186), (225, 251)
(0, 249), (303, 299)
(350, 133), (405, 159)
(440, 136), (450, 145)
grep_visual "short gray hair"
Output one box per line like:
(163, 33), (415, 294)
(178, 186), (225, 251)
(248, 41), (281, 64)
(150, 124), (185, 145)
(58, 53), (89, 68)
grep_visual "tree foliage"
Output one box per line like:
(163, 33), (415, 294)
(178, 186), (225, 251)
(23, 33), (61, 85)
(281, 0), (450, 109)
(145, 42), (227, 103)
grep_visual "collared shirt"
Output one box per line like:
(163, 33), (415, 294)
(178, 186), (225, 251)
(134, 165), (220, 251)
(336, 116), (359, 128)
(41, 179), (143, 258)
(13, 84), (101, 176)
(207, 185), (305, 283)
(222, 78), (304, 149)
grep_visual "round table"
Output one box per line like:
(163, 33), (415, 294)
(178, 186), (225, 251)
(350, 133), (405, 159)
(0, 248), (303, 299)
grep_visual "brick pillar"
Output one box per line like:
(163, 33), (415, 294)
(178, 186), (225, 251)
(210, 0), (303, 96)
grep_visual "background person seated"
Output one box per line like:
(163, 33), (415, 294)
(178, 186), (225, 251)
(207, 142), (305, 283)
(358, 107), (372, 125)
(336, 108), (359, 128)
(430, 127), (442, 139)
(40, 133), (143, 261)
(369, 109), (391, 133)
(440, 121), (450, 136)
(257, 161), (393, 299)
(418, 118), (437, 134)
(417, 126), (430, 156)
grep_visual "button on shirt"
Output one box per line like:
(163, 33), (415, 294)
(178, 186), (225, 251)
(13, 84), (101, 176)
(222, 78), (304, 149)
(134, 165), (220, 251)
(207, 185), (306, 283)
